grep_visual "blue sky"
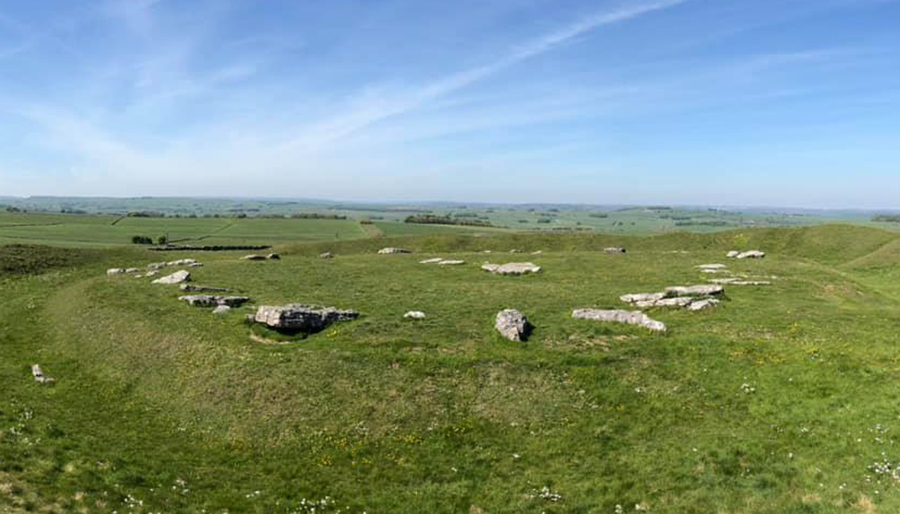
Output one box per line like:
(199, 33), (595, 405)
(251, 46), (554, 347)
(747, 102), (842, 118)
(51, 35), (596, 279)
(0, 0), (898, 208)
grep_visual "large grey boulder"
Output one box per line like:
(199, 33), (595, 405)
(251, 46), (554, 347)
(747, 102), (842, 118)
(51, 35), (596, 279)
(253, 304), (359, 332)
(179, 295), (249, 307)
(481, 262), (542, 275)
(495, 309), (531, 341)
(378, 247), (411, 254)
(572, 309), (667, 332)
(152, 270), (190, 285)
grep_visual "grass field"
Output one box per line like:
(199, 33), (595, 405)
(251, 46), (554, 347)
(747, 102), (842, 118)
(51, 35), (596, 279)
(3, 225), (900, 512)
(0, 212), (373, 247)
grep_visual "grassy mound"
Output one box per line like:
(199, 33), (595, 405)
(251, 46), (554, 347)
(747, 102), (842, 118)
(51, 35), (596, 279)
(3, 226), (900, 512)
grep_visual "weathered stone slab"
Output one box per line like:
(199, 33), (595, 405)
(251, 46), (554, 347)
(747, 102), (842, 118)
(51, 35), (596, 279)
(253, 304), (359, 332)
(180, 284), (232, 293)
(242, 254), (266, 261)
(404, 311), (426, 319)
(378, 247), (411, 254)
(664, 285), (725, 297)
(152, 270), (190, 285)
(179, 295), (249, 307)
(572, 309), (666, 332)
(688, 299), (720, 311)
(620, 292), (666, 304)
(319, 252), (334, 259)
(736, 250), (766, 259)
(604, 247), (627, 254)
(481, 262), (542, 275)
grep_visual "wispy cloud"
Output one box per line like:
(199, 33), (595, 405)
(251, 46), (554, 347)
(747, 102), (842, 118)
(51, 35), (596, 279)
(280, 0), (690, 150)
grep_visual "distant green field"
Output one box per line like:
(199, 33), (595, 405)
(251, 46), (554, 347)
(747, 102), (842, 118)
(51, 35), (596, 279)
(0, 212), (369, 247)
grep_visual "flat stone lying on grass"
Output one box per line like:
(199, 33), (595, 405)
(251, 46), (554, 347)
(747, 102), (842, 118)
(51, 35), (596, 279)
(179, 295), (249, 307)
(572, 309), (666, 332)
(532, 250), (543, 255)
(639, 297), (694, 309)
(253, 304), (360, 332)
(266, 253), (281, 260)
(421, 258), (466, 265)
(688, 299), (720, 311)
(152, 270), (190, 285)
(146, 270), (159, 277)
(242, 254), (267, 261)
(180, 284), (231, 293)
(736, 250), (766, 259)
(32, 364), (54, 384)
(698, 264), (727, 270)
(621, 285), (724, 310)
(664, 285), (724, 297)
(727, 250), (766, 259)
(149, 259), (199, 270)
(378, 247), (412, 254)
(481, 262), (542, 275)
(319, 252), (334, 259)
(404, 311), (426, 319)
(620, 292), (666, 304)
(709, 278), (772, 286)
(107, 268), (125, 276)
(604, 247), (627, 254)
(700, 268), (730, 274)
(495, 309), (531, 341)
(212, 305), (231, 315)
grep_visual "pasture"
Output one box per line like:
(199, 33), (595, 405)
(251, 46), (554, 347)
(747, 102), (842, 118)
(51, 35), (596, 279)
(3, 225), (900, 512)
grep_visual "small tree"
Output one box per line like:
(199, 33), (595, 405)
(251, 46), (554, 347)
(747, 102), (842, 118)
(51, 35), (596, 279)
(131, 235), (153, 245)
(157, 235), (168, 246)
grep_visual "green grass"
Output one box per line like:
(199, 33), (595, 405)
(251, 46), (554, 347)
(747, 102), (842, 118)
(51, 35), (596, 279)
(0, 212), (370, 247)
(3, 225), (900, 512)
